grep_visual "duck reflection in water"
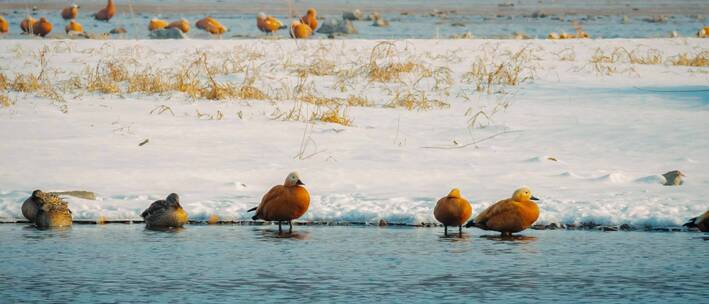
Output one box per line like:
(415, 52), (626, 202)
(256, 228), (310, 240)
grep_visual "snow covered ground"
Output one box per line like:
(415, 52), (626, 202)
(0, 38), (707, 227)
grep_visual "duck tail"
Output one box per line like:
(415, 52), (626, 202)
(279, 25), (287, 30)
(465, 219), (476, 228)
(251, 214), (259, 221)
(247, 207), (257, 212)
(683, 217), (697, 228)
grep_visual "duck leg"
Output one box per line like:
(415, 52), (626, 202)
(278, 221), (282, 233)
(458, 225), (462, 237)
(289, 220), (293, 233)
(444, 225), (448, 236)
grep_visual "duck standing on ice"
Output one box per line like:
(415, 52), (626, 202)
(434, 188), (472, 236)
(465, 187), (540, 237)
(683, 210), (709, 232)
(61, 4), (79, 20)
(141, 193), (189, 228)
(22, 190), (73, 228)
(256, 12), (285, 34)
(248, 172), (310, 233)
(94, 0), (116, 21)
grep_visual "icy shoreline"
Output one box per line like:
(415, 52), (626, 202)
(0, 39), (707, 227)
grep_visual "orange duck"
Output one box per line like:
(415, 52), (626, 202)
(61, 4), (79, 20)
(65, 19), (84, 33)
(148, 18), (169, 31)
(300, 8), (318, 30)
(465, 187), (540, 236)
(290, 20), (312, 39)
(434, 188), (472, 236)
(248, 172), (310, 233)
(0, 16), (8, 33)
(94, 0), (116, 21)
(32, 17), (53, 37)
(256, 12), (285, 34)
(196, 16), (227, 35)
(21, 16), (36, 34)
(166, 18), (190, 33)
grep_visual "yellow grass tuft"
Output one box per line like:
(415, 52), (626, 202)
(670, 51), (709, 67)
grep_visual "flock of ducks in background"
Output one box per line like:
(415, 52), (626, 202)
(0, 0), (319, 39)
(20, 172), (709, 237)
(2, 2), (709, 39)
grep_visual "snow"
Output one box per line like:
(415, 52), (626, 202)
(0, 38), (707, 227)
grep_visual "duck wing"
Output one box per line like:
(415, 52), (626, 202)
(141, 199), (168, 218)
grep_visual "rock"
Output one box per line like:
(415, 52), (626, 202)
(598, 225), (618, 232)
(619, 224), (633, 231)
(643, 15), (668, 23)
(365, 11), (381, 21)
(449, 32), (473, 39)
(378, 219), (388, 226)
(109, 27), (127, 34)
(149, 28), (186, 39)
(372, 18), (390, 27)
(317, 18), (358, 35)
(451, 21), (465, 27)
(546, 223), (560, 230)
(342, 9), (363, 21)
(512, 32), (530, 39)
(662, 170), (684, 186)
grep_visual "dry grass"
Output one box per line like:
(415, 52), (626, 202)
(462, 47), (536, 94)
(0, 93), (13, 107)
(312, 105), (352, 126)
(386, 88), (449, 111)
(294, 57), (337, 77)
(669, 51), (709, 67)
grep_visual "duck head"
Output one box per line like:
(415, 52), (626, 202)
(447, 188), (461, 198)
(166, 193), (182, 208)
(512, 187), (539, 202)
(284, 171), (305, 187)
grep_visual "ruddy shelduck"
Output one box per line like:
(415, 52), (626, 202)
(32, 17), (53, 37)
(23, 190), (73, 228)
(94, 0), (116, 21)
(65, 19), (84, 33)
(434, 188), (472, 236)
(21, 16), (36, 34)
(300, 8), (318, 30)
(465, 187), (540, 236)
(0, 16), (8, 33)
(248, 172), (310, 233)
(290, 20), (312, 39)
(148, 18), (169, 31)
(256, 12), (285, 34)
(196, 16), (227, 35)
(141, 193), (189, 228)
(684, 210), (709, 232)
(166, 18), (190, 33)
(61, 4), (79, 20)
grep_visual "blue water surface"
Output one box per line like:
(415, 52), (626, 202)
(0, 224), (706, 303)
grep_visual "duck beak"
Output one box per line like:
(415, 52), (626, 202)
(296, 179), (305, 186)
(530, 196), (540, 201)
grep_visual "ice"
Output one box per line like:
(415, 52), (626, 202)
(0, 38), (707, 227)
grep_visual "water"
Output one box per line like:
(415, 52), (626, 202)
(0, 224), (706, 303)
(0, 0), (707, 39)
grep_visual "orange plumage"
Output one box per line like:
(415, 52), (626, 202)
(65, 19), (84, 33)
(290, 21), (312, 39)
(148, 18), (169, 31)
(166, 18), (190, 33)
(61, 4), (79, 20)
(300, 8), (318, 30)
(32, 17), (53, 37)
(434, 188), (472, 235)
(256, 13), (283, 33)
(0, 16), (8, 33)
(250, 172), (310, 232)
(196, 16), (227, 35)
(94, 0), (115, 21)
(466, 187), (540, 236)
(21, 16), (36, 34)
